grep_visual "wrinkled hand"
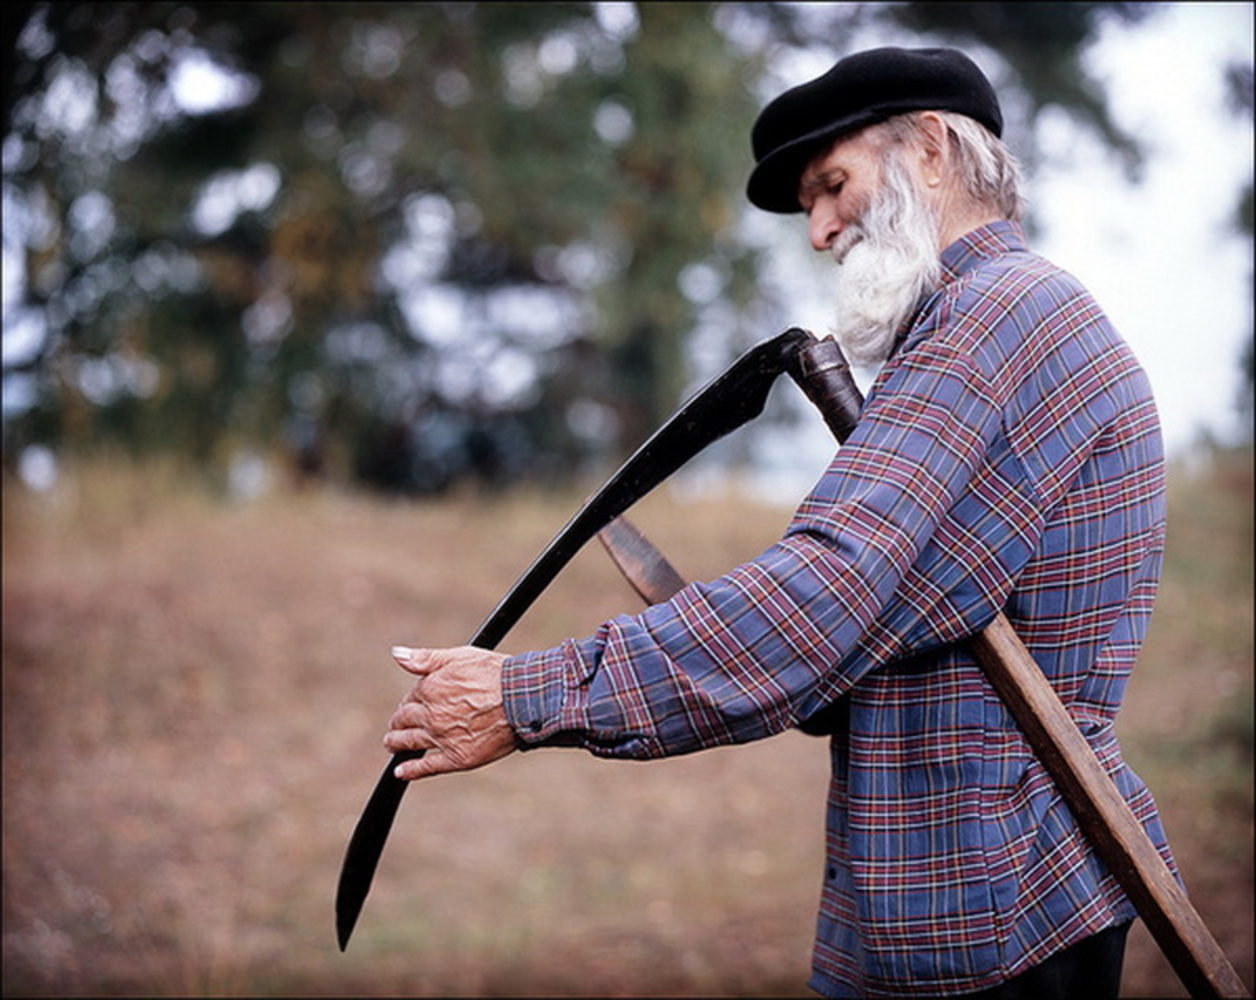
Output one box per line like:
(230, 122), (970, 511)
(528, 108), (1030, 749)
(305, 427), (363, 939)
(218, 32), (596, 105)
(384, 645), (518, 781)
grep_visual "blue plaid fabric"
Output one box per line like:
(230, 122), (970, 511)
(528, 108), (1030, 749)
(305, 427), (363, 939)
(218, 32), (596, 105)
(503, 222), (1174, 997)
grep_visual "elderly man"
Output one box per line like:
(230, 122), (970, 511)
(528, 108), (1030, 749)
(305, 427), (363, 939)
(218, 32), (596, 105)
(382, 47), (1175, 998)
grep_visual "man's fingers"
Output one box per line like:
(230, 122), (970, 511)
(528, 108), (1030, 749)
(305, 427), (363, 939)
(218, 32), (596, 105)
(381, 644), (515, 782)
(383, 716), (430, 753)
(393, 750), (456, 782)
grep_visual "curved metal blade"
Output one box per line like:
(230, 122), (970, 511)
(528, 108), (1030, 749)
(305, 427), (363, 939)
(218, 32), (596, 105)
(335, 326), (815, 950)
(598, 516), (687, 606)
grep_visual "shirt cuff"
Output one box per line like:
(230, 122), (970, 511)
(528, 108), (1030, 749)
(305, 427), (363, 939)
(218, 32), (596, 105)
(501, 642), (581, 747)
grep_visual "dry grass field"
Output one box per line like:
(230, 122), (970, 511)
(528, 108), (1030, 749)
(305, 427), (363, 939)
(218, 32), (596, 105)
(3, 448), (1251, 997)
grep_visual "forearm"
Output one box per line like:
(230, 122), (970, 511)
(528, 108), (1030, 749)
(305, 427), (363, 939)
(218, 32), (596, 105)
(501, 532), (879, 759)
(498, 338), (1033, 759)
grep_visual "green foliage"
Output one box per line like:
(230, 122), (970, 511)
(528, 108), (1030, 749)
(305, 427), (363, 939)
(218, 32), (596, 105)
(892, 2), (1152, 176)
(1, 1), (1184, 492)
(1224, 60), (1254, 432)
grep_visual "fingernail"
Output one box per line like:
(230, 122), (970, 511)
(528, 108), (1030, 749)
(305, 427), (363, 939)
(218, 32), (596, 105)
(391, 645), (414, 661)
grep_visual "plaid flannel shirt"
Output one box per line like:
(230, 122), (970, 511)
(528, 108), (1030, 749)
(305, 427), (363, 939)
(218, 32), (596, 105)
(502, 221), (1175, 997)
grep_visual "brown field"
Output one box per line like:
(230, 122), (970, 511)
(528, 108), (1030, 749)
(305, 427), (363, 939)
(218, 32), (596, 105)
(3, 449), (1252, 998)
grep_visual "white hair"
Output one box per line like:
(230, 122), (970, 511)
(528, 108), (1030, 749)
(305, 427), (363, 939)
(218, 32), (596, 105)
(826, 111), (1025, 369)
(876, 110), (1027, 221)
(828, 147), (942, 368)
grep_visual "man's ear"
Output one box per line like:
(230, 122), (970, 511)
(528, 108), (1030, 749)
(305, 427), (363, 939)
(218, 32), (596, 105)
(914, 111), (951, 188)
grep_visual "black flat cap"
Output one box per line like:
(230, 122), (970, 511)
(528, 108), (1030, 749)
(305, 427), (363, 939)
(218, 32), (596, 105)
(747, 46), (1003, 213)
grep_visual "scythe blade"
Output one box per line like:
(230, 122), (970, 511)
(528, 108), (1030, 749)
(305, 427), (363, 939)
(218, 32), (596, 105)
(335, 327), (814, 951)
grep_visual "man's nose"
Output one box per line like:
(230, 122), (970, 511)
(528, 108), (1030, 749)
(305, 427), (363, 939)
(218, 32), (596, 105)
(808, 207), (841, 253)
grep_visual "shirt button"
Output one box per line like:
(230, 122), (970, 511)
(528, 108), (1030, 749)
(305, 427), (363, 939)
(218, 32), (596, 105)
(827, 867), (837, 881)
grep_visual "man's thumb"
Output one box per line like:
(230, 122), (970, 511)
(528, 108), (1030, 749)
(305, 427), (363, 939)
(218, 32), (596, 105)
(391, 645), (435, 675)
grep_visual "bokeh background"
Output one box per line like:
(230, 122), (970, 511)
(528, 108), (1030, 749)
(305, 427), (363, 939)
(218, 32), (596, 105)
(3, 3), (1251, 997)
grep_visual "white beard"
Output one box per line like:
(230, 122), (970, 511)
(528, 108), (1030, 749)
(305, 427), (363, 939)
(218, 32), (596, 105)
(829, 156), (942, 370)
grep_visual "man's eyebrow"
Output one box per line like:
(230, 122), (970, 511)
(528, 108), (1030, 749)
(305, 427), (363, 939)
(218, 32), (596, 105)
(799, 167), (846, 196)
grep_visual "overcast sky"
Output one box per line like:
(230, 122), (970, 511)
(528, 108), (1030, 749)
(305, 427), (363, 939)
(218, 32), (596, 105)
(1034, 1), (1253, 458)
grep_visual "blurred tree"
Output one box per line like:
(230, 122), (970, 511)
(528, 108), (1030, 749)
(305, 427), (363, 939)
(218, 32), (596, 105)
(1, 1), (1167, 493)
(1224, 59), (1254, 437)
(889, 2), (1150, 177)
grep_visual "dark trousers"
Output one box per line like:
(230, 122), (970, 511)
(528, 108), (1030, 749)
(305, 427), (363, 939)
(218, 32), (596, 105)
(957, 922), (1132, 1000)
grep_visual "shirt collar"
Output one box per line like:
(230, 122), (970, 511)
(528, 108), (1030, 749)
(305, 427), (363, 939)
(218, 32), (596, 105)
(882, 220), (1028, 368)
(938, 220), (1028, 285)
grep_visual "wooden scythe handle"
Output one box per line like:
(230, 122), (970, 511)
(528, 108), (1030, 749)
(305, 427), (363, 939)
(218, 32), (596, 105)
(971, 618), (1248, 999)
